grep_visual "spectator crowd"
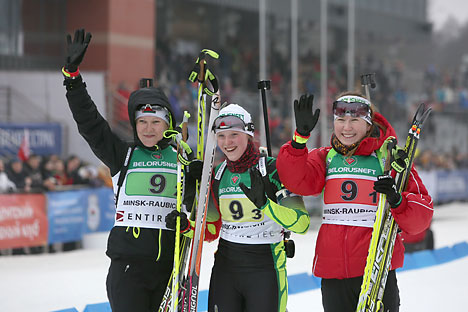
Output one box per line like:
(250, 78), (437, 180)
(0, 153), (113, 255)
(0, 154), (112, 194)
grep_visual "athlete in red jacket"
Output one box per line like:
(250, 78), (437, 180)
(276, 92), (433, 312)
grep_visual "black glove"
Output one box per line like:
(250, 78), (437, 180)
(65, 29), (92, 72)
(373, 175), (402, 208)
(294, 94), (320, 137)
(165, 210), (189, 232)
(186, 160), (203, 182)
(239, 168), (268, 208)
(182, 160), (203, 212)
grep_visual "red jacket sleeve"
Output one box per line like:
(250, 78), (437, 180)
(276, 141), (329, 196)
(391, 165), (434, 235)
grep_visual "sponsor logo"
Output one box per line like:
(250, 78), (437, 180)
(219, 186), (242, 195)
(327, 167), (376, 175)
(190, 285), (198, 311)
(87, 194), (100, 231)
(231, 174), (240, 186)
(344, 156), (357, 166)
(151, 152), (163, 160)
(116, 211), (124, 222)
(132, 160), (177, 168)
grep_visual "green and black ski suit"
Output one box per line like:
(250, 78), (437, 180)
(64, 76), (193, 312)
(203, 151), (310, 312)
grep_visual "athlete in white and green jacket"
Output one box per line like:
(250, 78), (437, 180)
(167, 104), (310, 312)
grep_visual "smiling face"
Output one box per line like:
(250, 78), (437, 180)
(333, 115), (371, 146)
(216, 130), (250, 161)
(136, 116), (169, 147)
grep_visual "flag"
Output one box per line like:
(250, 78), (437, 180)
(18, 128), (31, 161)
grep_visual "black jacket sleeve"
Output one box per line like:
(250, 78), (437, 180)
(66, 81), (129, 176)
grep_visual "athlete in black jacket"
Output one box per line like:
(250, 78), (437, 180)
(63, 28), (197, 312)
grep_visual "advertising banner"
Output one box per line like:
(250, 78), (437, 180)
(0, 123), (62, 157)
(436, 169), (468, 203)
(84, 187), (115, 233)
(0, 194), (48, 249)
(47, 190), (88, 243)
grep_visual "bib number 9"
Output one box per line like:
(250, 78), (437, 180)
(229, 200), (244, 220)
(221, 199), (263, 222)
(341, 180), (357, 201)
(340, 180), (377, 204)
(125, 172), (175, 197)
(150, 174), (166, 194)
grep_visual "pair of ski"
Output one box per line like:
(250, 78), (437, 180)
(356, 103), (432, 312)
(159, 49), (220, 312)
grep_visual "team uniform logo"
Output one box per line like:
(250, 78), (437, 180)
(231, 174), (241, 186)
(151, 151), (163, 160)
(344, 156), (357, 166)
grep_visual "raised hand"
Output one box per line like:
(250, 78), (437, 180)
(65, 29), (92, 72)
(294, 93), (320, 137)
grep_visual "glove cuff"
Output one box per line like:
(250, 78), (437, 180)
(291, 130), (308, 149)
(62, 66), (80, 79)
(390, 193), (402, 208)
(293, 130), (310, 144)
(291, 140), (306, 150)
(259, 198), (271, 210)
(63, 75), (85, 91)
(181, 219), (194, 236)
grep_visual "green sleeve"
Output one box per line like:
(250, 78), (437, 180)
(262, 195), (310, 234)
(260, 157), (310, 234)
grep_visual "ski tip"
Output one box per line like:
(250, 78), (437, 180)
(412, 103), (432, 126)
(420, 106), (432, 124)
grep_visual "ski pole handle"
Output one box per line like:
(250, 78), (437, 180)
(360, 73), (376, 102)
(182, 111), (189, 142)
(188, 49), (220, 84)
(257, 80), (272, 156)
(139, 78), (154, 88)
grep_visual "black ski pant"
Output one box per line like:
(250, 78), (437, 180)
(321, 269), (400, 312)
(106, 258), (172, 312)
(208, 264), (282, 312)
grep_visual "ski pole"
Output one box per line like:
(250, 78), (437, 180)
(360, 73), (376, 101)
(188, 49), (219, 168)
(257, 80), (272, 156)
(257, 80), (296, 259)
(172, 111), (190, 312)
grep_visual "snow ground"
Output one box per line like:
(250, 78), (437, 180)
(1, 202), (467, 312)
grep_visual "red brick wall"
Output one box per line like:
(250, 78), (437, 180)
(66, 0), (155, 90)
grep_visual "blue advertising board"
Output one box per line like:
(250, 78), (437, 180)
(47, 189), (88, 243)
(0, 123), (62, 157)
(47, 187), (115, 243)
(436, 169), (468, 203)
(84, 187), (115, 233)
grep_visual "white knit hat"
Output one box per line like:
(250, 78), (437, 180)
(213, 104), (254, 137)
